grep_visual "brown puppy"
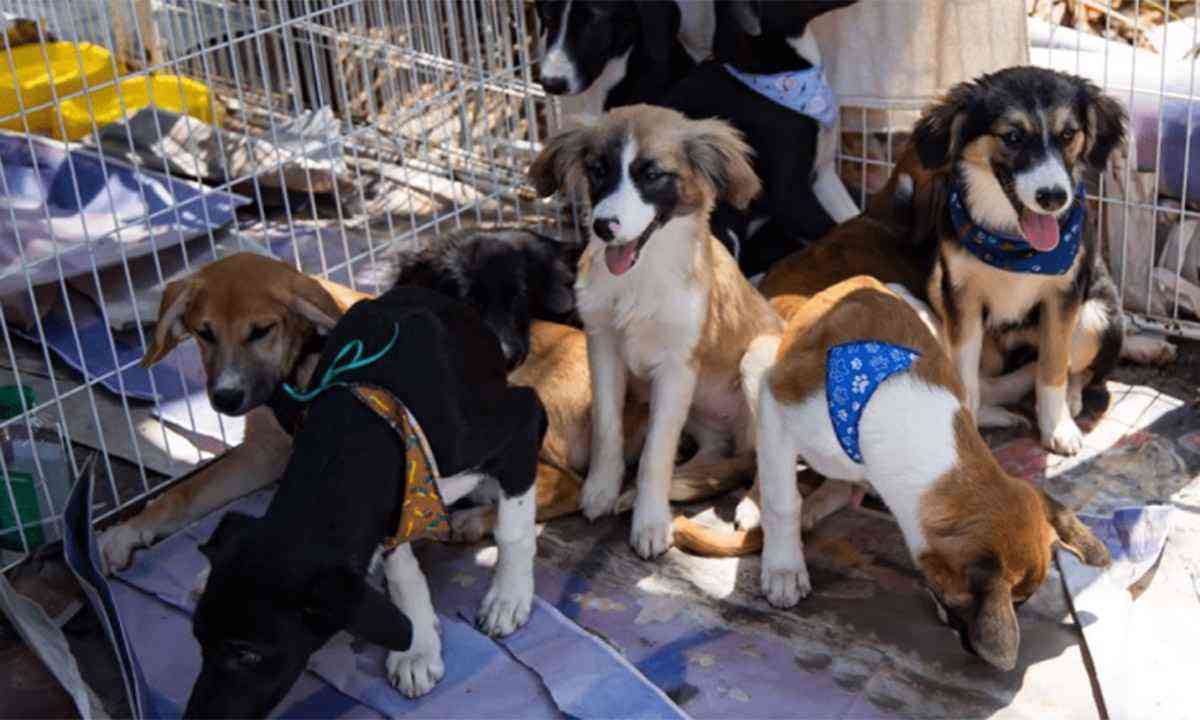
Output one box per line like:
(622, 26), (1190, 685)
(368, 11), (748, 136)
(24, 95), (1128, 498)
(99, 253), (366, 571)
(530, 106), (780, 559)
(745, 277), (1109, 670)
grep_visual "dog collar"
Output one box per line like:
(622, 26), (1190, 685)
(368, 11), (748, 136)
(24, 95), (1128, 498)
(826, 341), (920, 464)
(722, 64), (838, 127)
(948, 183), (1085, 275)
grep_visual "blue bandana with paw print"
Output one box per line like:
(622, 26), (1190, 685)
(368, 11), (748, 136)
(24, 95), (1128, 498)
(826, 341), (921, 464)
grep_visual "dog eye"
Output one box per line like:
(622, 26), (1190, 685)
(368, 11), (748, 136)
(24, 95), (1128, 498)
(1001, 129), (1024, 147)
(247, 323), (275, 342)
(1059, 128), (1077, 144)
(642, 167), (664, 182)
(236, 648), (263, 666)
(196, 326), (216, 343)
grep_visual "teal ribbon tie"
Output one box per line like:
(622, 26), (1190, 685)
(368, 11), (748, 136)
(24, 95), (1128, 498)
(284, 322), (400, 402)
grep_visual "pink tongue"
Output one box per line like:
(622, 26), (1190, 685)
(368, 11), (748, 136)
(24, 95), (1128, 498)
(604, 243), (639, 276)
(1019, 210), (1060, 252)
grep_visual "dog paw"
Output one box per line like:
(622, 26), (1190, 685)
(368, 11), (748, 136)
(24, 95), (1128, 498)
(761, 564), (811, 608)
(449, 507), (492, 543)
(734, 492), (762, 531)
(97, 523), (153, 575)
(1043, 417), (1084, 456)
(387, 639), (445, 699)
(976, 405), (1032, 430)
(1122, 334), (1176, 366)
(630, 500), (673, 560)
(477, 576), (533, 637)
(580, 465), (623, 521)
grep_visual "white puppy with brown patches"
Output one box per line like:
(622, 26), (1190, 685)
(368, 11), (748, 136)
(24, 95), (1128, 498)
(529, 105), (781, 559)
(747, 276), (1111, 671)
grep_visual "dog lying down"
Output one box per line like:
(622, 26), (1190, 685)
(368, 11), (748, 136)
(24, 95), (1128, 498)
(185, 286), (546, 716)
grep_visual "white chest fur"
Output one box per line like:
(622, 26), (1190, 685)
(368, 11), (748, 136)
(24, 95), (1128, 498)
(576, 217), (706, 379)
(945, 249), (1058, 326)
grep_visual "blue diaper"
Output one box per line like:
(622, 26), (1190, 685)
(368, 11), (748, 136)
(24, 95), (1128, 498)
(826, 341), (921, 463)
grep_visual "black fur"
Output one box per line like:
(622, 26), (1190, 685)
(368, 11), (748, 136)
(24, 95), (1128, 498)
(534, 0), (693, 109)
(663, 0), (857, 275)
(185, 287), (546, 718)
(388, 227), (578, 370)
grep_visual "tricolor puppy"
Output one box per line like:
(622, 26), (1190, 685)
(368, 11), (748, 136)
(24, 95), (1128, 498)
(744, 276), (1110, 671)
(910, 66), (1127, 455)
(185, 286), (545, 716)
(529, 105), (781, 559)
(535, 0), (697, 116)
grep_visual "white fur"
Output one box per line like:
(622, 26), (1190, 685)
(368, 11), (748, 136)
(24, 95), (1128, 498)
(478, 482), (536, 636)
(961, 163), (1022, 234)
(785, 31), (822, 67)
(675, 0), (715, 62)
(211, 368), (246, 401)
(539, 0), (579, 92)
(1014, 155), (1072, 216)
(384, 544), (444, 698)
(758, 373), (963, 607)
(956, 321), (983, 416)
(886, 283), (943, 344)
(576, 214), (713, 559)
(593, 139), (655, 242)
(1037, 382), (1083, 455)
(438, 472), (488, 507)
(575, 51), (630, 117)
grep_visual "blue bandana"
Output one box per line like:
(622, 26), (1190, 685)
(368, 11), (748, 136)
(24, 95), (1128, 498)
(723, 64), (838, 127)
(948, 183), (1085, 275)
(826, 341), (920, 464)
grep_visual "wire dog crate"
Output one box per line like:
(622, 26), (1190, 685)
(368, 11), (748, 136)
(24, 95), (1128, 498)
(0, 1), (1195, 570)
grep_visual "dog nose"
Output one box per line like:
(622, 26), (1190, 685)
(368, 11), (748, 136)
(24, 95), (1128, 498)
(539, 75), (568, 95)
(211, 388), (244, 413)
(1035, 186), (1069, 211)
(592, 217), (619, 241)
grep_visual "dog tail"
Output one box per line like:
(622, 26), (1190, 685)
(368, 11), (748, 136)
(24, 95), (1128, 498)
(672, 516), (762, 557)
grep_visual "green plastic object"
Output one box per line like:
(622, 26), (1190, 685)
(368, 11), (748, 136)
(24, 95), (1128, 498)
(0, 385), (36, 419)
(0, 384), (41, 551)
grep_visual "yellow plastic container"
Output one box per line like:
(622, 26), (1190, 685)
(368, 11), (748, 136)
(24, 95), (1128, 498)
(0, 42), (117, 136)
(56, 74), (222, 140)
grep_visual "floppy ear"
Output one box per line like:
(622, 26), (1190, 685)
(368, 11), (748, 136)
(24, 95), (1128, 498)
(683, 118), (762, 210)
(636, 1), (680, 65)
(967, 555), (1020, 671)
(528, 125), (592, 199)
(1081, 81), (1127, 170)
(199, 512), (258, 562)
(1040, 491), (1111, 567)
(307, 568), (413, 651)
(283, 276), (342, 335)
(911, 82), (974, 170)
(142, 278), (195, 368)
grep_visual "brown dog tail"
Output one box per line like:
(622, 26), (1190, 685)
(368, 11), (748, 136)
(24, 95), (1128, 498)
(672, 516), (763, 557)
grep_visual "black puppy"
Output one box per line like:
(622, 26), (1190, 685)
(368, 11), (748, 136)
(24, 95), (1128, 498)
(664, 0), (858, 275)
(185, 287), (546, 716)
(389, 227), (578, 369)
(535, 0), (695, 114)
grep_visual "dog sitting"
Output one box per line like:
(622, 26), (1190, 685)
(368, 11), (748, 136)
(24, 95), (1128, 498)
(529, 105), (780, 559)
(662, 0), (859, 275)
(740, 276), (1110, 671)
(534, 0), (696, 116)
(185, 286), (545, 716)
(909, 66), (1127, 455)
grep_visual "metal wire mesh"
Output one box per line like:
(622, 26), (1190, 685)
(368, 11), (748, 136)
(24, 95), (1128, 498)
(0, 1), (1194, 570)
(0, 0), (564, 568)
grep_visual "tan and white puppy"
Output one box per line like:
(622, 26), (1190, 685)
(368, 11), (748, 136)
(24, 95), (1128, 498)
(745, 276), (1111, 670)
(529, 105), (781, 559)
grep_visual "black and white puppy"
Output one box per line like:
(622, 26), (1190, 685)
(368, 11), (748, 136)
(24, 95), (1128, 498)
(390, 227), (579, 369)
(663, 0), (859, 276)
(911, 66), (1127, 455)
(534, 0), (697, 115)
(185, 287), (545, 716)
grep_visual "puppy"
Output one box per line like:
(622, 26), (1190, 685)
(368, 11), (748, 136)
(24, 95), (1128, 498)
(185, 287), (545, 716)
(910, 67), (1127, 455)
(529, 105), (780, 559)
(98, 253), (367, 572)
(535, 1), (696, 115)
(662, 0), (859, 274)
(389, 226), (578, 368)
(743, 276), (1110, 670)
